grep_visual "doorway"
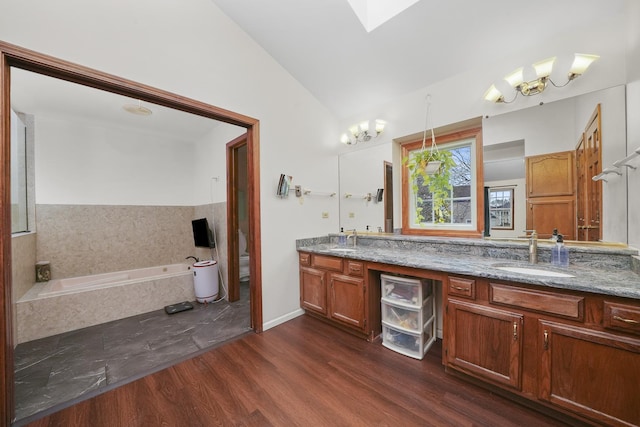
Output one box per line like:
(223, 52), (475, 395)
(384, 161), (394, 233)
(0, 41), (263, 424)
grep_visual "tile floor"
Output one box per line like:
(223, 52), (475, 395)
(13, 282), (251, 423)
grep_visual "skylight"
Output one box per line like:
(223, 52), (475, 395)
(346, 0), (420, 32)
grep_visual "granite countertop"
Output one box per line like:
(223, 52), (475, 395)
(298, 243), (640, 300)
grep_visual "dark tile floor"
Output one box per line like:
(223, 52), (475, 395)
(13, 282), (251, 423)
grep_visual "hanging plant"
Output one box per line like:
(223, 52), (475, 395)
(402, 95), (455, 224)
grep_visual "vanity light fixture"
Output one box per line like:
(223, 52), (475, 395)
(340, 119), (385, 145)
(484, 53), (599, 103)
(122, 99), (153, 116)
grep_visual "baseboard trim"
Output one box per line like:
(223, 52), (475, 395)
(263, 308), (305, 331)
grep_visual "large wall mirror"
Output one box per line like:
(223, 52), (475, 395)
(483, 85), (627, 243)
(338, 85), (628, 244)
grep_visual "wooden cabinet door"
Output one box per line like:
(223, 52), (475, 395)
(526, 151), (575, 198)
(445, 299), (523, 390)
(329, 273), (365, 331)
(526, 198), (576, 240)
(300, 267), (327, 315)
(538, 320), (640, 426)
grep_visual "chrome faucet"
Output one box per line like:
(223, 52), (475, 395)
(347, 229), (357, 248)
(524, 230), (538, 264)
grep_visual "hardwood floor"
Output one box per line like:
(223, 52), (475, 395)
(25, 315), (581, 427)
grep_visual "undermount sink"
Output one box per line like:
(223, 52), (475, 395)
(330, 247), (357, 252)
(494, 265), (575, 278)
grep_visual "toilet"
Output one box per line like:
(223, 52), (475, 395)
(238, 229), (250, 282)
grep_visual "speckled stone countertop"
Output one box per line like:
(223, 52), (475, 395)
(297, 235), (640, 300)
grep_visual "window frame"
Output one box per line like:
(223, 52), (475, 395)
(401, 126), (484, 238)
(488, 187), (515, 230)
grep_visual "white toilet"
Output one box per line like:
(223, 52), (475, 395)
(238, 229), (250, 282)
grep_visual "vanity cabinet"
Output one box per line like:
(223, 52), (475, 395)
(444, 275), (640, 426)
(538, 320), (640, 426)
(445, 298), (523, 389)
(299, 252), (380, 341)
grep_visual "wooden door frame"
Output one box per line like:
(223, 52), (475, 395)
(0, 41), (263, 425)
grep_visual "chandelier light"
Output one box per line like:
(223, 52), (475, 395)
(340, 119), (386, 145)
(484, 53), (599, 103)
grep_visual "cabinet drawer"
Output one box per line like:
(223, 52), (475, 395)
(299, 252), (311, 266)
(490, 283), (584, 321)
(346, 260), (364, 276)
(447, 276), (475, 299)
(313, 255), (343, 272)
(603, 301), (640, 335)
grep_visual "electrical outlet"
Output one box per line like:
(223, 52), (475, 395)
(322, 212), (329, 219)
(349, 212), (355, 218)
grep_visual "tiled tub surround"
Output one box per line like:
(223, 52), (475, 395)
(16, 263), (195, 344)
(296, 235), (640, 299)
(35, 204), (197, 280)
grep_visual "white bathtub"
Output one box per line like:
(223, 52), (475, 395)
(17, 263), (197, 343)
(38, 263), (192, 297)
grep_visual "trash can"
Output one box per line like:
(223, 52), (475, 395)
(192, 260), (219, 303)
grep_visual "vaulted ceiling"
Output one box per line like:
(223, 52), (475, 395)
(210, 0), (628, 119)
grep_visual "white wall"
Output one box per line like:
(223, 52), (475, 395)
(0, 0), (341, 330)
(626, 0), (640, 249)
(34, 114), (197, 205)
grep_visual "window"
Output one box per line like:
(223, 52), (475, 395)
(401, 126), (484, 238)
(488, 187), (514, 230)
(11, 109), (29, 233)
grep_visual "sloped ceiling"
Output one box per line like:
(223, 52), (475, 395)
(210, 0), (628, 119)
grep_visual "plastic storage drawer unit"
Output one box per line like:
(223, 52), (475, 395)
(380, 274), (437, 360)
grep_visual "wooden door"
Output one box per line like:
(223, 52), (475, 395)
(525, 151), (576, 239)
(539, 320), (640, 426)
(526, 198), (576, 240)
(583, 105), (602, 241)
(329, 273), (365, 330)
(575, 135), (587, 241)
(445, 299), (523, 390)
(300, 267), (327, 315)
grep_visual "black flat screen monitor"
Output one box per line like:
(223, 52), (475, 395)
(192, 218), (215, 248)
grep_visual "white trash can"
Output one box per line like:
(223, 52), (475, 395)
(192, 260), (219, 303)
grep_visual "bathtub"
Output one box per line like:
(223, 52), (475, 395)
(38, 263), (192, 297)
(16, 263), (197, 344)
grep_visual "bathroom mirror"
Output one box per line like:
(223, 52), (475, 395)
(338, 142), (392, 232)
(337, 86), (629, 244)
(482, 85), (627, 243)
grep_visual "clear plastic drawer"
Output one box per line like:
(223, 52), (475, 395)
(381, 274), (433, 307)
(382, 296), (434, 334)
(382, 319), (435, 360)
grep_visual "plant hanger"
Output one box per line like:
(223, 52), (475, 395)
(421, 94), (441, 175)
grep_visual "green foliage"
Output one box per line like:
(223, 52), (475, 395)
(403, 149), (454, 224)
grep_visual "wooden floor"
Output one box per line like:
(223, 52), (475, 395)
(25, 315), (579, 427)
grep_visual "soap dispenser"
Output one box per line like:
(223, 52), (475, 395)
(552, 234), (569, 267)
(338, 227), (347, 247)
